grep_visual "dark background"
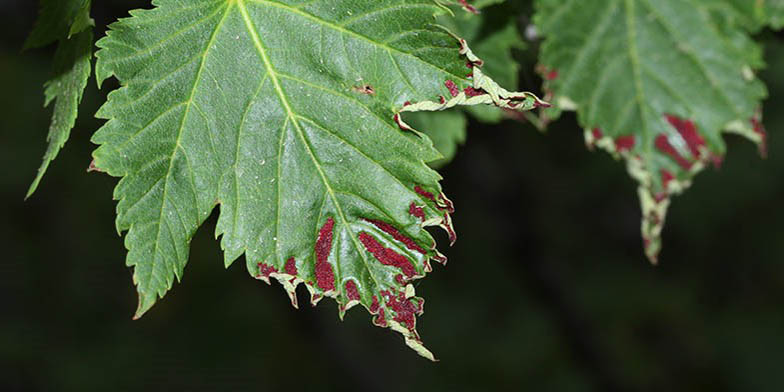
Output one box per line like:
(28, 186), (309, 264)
(2, 1), (784, 391)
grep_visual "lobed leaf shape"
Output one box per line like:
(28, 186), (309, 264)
(535, 0), (768, 263)
(92, 0), (542, 359)
(26, 0), (94, 197)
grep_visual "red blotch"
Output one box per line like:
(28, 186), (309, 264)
(284, 257), (298, 276)
(374, 308), (387, 327)
(393, 113), (412, 131)
(382, 290), (423, 332)
(458, 0), (479, 14)
(464, 87), (484, 97)
(315, 218), (336, 291)
(366, 219), (427, 255)
(665, 114), (704, 158)
(438, 194), (455, 214)
(533, 100), (552, 109)
(403, 101), (411, 106)
(661, 170), (674, 189)
(615, 135), (636, 152)
(445, 80), (460, 97)
(443, 213), (457, 245)
(345, 280), (360, 301)
(439, 95), (446, 104)
(370, 295), (380, 313)
(751, 117), (768, 158)
(256, 263), (277, 279)
(409, 202), (425, 220)
(655, 134), (692, 169)
(359, 232), (417, 278)
(592, 128), (603, 139)
(415, 185), (436, 202)
(395, 274), (406, 285)
(546, 69), (559, 81)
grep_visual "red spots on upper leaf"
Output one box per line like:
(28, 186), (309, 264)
(345, 280), (360, 301)
(751, 116), (768, 158)
(415, 185), (436, 202)
(315, 218), (336, 291)
(439, 95), (446, 104)
(445, 80), (460, 97)
(592, 128), (603, 139)
(284, 257), (298, 276)
(409, 202), (425, 221)
(359, 232), (417, 278)
(533, 100), (552, 109)
(459, 0), (479, 14)
(665, 114), (704, 158)
(370, 295), (380, 313)
(546, 69), (559, 81)
(443, 213), (457, 245)
(655, 134), (692, 169)
(438, 193), (455, 214)
(256, 263), (277, 281)
(464, 86), (484, 97)
(432, 253), (447, 265)
(393, 113), (414, 132)
(374, 308), (388, 327)
(615, 135), (636, 152)
(352, 84), (375, 95)
(661, 170), (674, 189)
(395, 274), (406, 285)
(366, 219), (427, 255)
(382, 290), (424, 332)
(403, 101), (411, 106)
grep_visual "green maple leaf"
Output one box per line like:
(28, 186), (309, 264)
(534, 0), (768, 262)
(26, 0), (94, 197)
(93, 0), (542, 359)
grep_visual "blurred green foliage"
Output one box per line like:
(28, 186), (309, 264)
(3, 1), (784, 391)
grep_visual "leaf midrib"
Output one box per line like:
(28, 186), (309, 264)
(236, 0), (378, 289)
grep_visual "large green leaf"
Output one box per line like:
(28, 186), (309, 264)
(535, 0), (768, 262)
(93, 0), (541, 359)
(26, 0), (94, 197)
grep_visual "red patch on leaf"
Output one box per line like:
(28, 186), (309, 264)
(546, 69), (559, 81)
(464, 87), (484, 97)
(445, 80), (460, 97)
(415, 185), (436, 202)
(393, 113), (413, 131)
(592, 128), (603, 139)
(370, 295), (380, 313)
(284, 258), (298, 276)
(438, 194), (455, 214)
(374, 308), (388, 327)
(409, 202), (425, 221)
(665, 114), (704, 158)
(345, 280), (360, 301)
(661, 170), (674, 189)
(443, 213), (457, 245)
(366, 219), (427, 255)
(403, 101), (411, 106)
(458, 0), (479, 14)
(256, 263), (277, 279)
(315, 218), (336, 291)
(655, 134), (692, 169)
(439, 95), (446, 104)
(395, 274), (406, 285)
(359, 232), (416, 278)
(615, 135), (635, 152)
(382, 290), (423, 332)
(751, 117), (768, 158)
